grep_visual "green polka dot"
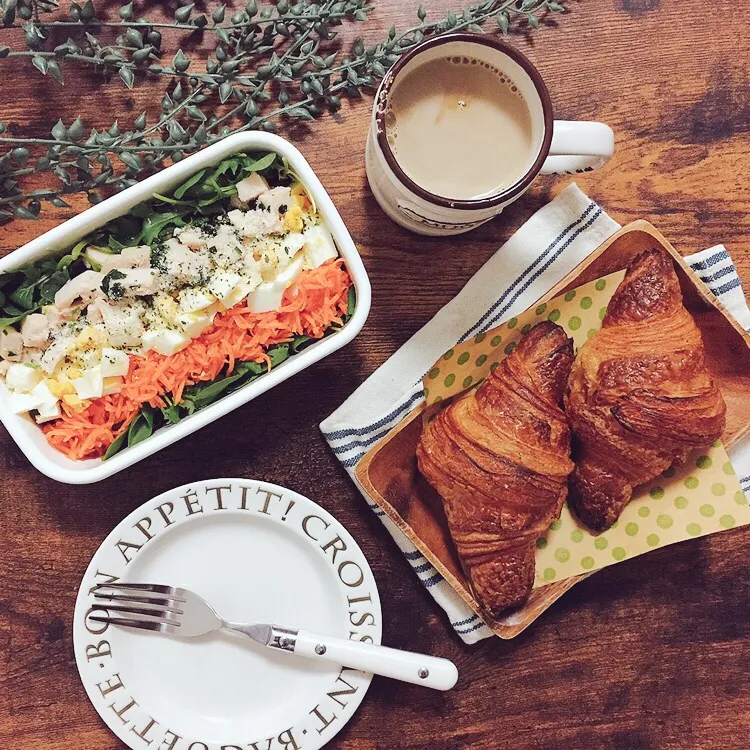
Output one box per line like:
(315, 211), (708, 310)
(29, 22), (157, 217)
(611, 520), (619, 529)
(581, 556), (595, 570)
(586, 328), (597, 339)
(423, 388), (429, 398)
(662, 467), (676, 479)
(503, 342), (516, 355)
(720, 515), (735, 529)
(555, 548), (570, 563)
(699, 504), (715, 518)
(490, 335), (502, 347)
(433, 395), (443, 403)
(696, 455), (712, 470)
(686, 522), (701, 536)
(568, 316), (582, 331)
(520, 324), (532, 334)
(594, 537), (608, 550)
(536, 537), (548, 549)
(535, 303), (548, 315)
(476, 354), (488, 367)
(711, 482), (726, 497)
(580, 296), (593, 310)
(564, 290), (576, 302)
(547, 309), (561, 323)
(549, 519), (562, 531)
(474, 333), (486, 344)
(595, 279), (607, 291)
(462, 376), (473, 389)
(646, 533), (660, 547)
(599, 307), (607, 321)
(638, 506), (651, 518)
(428, 367), (440, 380)
(506, 317), (518, 330)
(443, 373), (455, 388)
(684, 476), (699, 490)
(489, 361), (500, 371)
(735, 491), (747, 505)
(625, 522), (639, 536)
(457, 352), (470, 365)
(612, 547), (626, 561)
(543, 567), (556, 580)
(649, 486), (665, 500)
(722, 461), (735, 476)
(443, 349), (454, 360)
(656, 514), (673, 529)
(674, 496), (689, 510)
(712, 440), (721, 448)
(570, 529), (584, 543)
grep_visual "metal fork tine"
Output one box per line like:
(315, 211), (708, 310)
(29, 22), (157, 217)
(93, 592), (184, 608)
(99, 582), (179, 595)
(97, 604), (183, 620)
(89, 616), (179, 634)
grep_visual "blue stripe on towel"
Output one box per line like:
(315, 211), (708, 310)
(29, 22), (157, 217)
(687, 250), (729, 271)
(713, 277), (742, 296)
(459, 202), (597, 343)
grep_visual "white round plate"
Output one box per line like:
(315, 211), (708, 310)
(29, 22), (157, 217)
(73, 479), (382, 750)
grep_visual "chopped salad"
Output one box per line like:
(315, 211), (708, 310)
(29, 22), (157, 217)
(0, 152), (354, 460)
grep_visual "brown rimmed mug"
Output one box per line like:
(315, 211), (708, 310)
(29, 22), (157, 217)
(365, 34), (614, 236)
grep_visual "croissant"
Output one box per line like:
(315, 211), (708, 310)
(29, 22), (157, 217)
(417, 322), (574, 619)
(565, 248), (726, 531)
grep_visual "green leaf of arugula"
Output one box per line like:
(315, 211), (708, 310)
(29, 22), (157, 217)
(102, 430), (127, 460)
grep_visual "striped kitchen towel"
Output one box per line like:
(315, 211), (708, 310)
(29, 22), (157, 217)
(320, 183), (750, 644)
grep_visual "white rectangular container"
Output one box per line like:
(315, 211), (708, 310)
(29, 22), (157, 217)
(0, 133), (371, 484)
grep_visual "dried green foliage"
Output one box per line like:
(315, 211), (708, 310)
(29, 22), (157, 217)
(0, 0), (566, 220)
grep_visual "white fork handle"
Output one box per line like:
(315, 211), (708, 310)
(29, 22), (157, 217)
(279, 628), (458, 691)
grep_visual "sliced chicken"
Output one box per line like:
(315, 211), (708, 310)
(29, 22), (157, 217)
(54, 270), (104, 310)
(20, 313), (50, 348)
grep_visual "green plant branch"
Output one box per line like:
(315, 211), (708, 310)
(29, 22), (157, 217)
(0, 0), (567, 220)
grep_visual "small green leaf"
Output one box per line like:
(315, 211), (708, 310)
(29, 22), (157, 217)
(47, 60), (64, 83)
(11, 148), (29, 165)
(528, 14), (541, 29)
(219, 81), (233, 103)
(80, 0), (95, 21)
(173, 49), (190, 72)
(119, 2), (134, 20)
(417, 5), (426, 20)
(68, 117), (84, 142)
(212, 4), (225, 24)
(134, 111), (147, 130)
(32, 54), (49, 75)
(103, 430), (127, 460)
(497, 11), (509, 34)
(120, 152), (141, 171)
(133, 46), (152, 64)
(175, 4), (193, 23)
(51, 118), (67, 140)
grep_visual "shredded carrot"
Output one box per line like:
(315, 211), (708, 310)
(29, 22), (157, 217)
(42, 260), (352, 460)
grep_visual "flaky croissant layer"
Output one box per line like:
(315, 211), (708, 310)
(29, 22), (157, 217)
(417, 321), (574, 620)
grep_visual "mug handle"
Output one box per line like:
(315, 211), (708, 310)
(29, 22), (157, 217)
(540, 121), (615, 175)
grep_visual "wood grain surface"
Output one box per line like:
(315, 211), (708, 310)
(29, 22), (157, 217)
(1, 1), (749, 748)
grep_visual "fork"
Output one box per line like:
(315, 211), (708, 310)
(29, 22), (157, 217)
(91, 582), (459, 691)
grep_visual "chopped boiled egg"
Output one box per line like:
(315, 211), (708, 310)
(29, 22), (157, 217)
(257, 186), (293, 216)
(6, 390), (42, 415)
(5, 363), (42, 392)
(101, 348), (130, 378)
(179, 287), (216, 313)
(247, 253), (305, 313)
(175, 311), (213, 338)
(303, 224), (338, 269)
(102, 376), (124, 396)
(236, 173), (270, 203)
(70, 366), (104, 400)
(35, 399), (62, 423)
(219, 283), (253, 310)
(142, 329), (190, 356)
(282, 203), (304, 233)
(175, 226), (207, 250)
(207, 269), (243, 305)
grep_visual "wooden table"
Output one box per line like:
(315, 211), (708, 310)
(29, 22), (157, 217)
(1, 1), (749, 748)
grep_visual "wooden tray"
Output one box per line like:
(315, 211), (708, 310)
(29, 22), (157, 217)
(355, 221), (750, 639)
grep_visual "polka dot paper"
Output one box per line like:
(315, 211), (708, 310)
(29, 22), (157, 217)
(421, 270), (750, 587)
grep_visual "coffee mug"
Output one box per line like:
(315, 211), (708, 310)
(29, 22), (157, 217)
(366, 33), (615, 236)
